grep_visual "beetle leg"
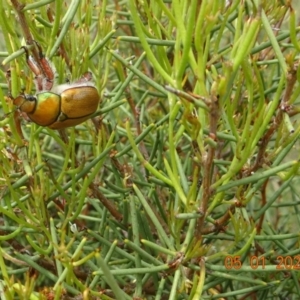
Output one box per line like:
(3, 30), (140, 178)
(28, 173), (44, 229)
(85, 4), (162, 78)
(58, 129), (69, 144)
(57, 112), (68, 122)
(6, 71), (25, 140)
(75, 71), (93, 84)
(22, 42), (55, 91)
(22, 46), (44, 92)
(34, 41), (54, 91)
(13, 109), (25, 140)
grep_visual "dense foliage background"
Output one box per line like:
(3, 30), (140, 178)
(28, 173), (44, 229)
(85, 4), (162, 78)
(1, 0), (300, 299)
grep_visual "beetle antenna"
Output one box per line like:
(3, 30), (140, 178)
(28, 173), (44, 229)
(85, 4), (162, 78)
(3, 106), (17, 118)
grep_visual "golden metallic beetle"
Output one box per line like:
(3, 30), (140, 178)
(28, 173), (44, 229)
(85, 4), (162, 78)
(14, 82), (100, 129)
(11, 44), (100, 130)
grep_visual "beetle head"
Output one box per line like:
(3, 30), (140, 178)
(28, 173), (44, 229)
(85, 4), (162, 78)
(13, 94), (37, 114)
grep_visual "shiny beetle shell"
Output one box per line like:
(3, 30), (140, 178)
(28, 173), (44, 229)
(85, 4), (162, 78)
(13, 83), (100, 129)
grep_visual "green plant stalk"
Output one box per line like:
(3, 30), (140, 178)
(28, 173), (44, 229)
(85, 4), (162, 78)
(193, 0), (211, 94)
(0, 248), (14, 300)
(25, 234), (53, 255)
(252, 61), (268, 114)
(206, 282), (280, 298)
(180, 218), (197, 254)
(191, 259), (205, 299)
(0, 203), (39, 230)
(0, 3), (15, 38)
(70, 132), (77, 210)
(54, 286), (64, 300)
(50, 218), (63, 277)
(73, 251), (96, 267)
(164, 158), (187, 205)
(51, 132), (73, 184)
(212, 231), (299, 241)
(14, 252), (78, 294)
(273, 278), (291, 297)
(148, 130), (161, 163)
(71, 237), (87, 261)
(12, 283), (39, 300)
(48, 143), (116, 201)
(90, 29), (115, 59)
(47, 162), (72, 204)
(32, 134), (49, 224)
(70, 131), (115, 222)
(49, 0), (81, 58)
(261, 9), (287, 74)
(202, 3), (219, 69)
(35, 15), (52, 28)
(223, 77), (242, 142)
(0, 226), (21, 241)
(212, 69), (285, 191)
(129, 195), (143, 297)
(94, 264), (170, 276)
(206, 271), (268, 285)
(176, 213), (202, 220)
(219, 61), (254, 178)
(133, 184), (175, 250)
(273, 131), (300, 165)
(103, 240), (117, 264)
(165, 85), (209, 110)
(126, 121), (172, 186)
(97, 207), (108, 237)
(58, 228), (76, 254)
(155, 277), (167, 299)
(290, 273), (300, 296)
(143, 6), (172, 74)
(253, 177), (293, 221)
(174, 0), (197, 83)
(271, 247), (300, 259)
(112, 51), (146, 102)
(89, 247), (110, 289)
(216, 160), (298, 193)
(169, 269), (181, 300)
(98, 226), (110, 261)
(156, 0), (176, 25)
(93, 253), (132, 300)
(232, 1), (244, 45)
(67, 275), (89, 297)
(118, 35), (175, 47)
(99, 0), (107, 26)
(53, 267), (69, 291)
(234, 227), (256, 256)
(231, 15), (261, 73)
(25, 274), (37, 300)
(186, 164), (200, 204)
(116, 123), (155, 157)
(125, 240), (162, 266)
(262, 223), (288, 252)
(175, 151), (189, 194)
(168, 101), (181, 184)
(213, 3), (238, 55)
(109, 50), (168, 95)
(283, 112), (295, 133)
(278, 159), (300, 182)
(206, 261), (284, 273)
(22, 0), (54, 10)
(128, 0), (174, 85)
(89, 231), (155, 268)
(5, 188), (42, 227)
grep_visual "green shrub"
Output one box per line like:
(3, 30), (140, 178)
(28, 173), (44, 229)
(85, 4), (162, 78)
(0, 0), (300, 299)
